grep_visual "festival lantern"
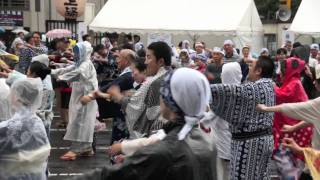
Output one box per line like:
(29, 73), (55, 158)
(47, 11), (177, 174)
(54, 0), (87, 21)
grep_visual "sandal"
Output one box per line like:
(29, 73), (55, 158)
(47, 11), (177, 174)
(60, 151), (77, 161)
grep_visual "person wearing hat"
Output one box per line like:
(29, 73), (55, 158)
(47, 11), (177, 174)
(179, 49), (195, 68)
(190, 42), (208, 61)
(223, 39), (240, 63)
(206, 47), (224, 84)
(309, 44), (319, 68)
(260, 48), (270, 57)
(193, 53), (207, 73)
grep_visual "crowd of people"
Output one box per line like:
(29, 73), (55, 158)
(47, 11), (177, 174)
(0, 30), (320, 180)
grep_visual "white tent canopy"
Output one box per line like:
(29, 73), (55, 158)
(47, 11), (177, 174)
(90, 0), (264, 53)
(290, 0), (320, 37)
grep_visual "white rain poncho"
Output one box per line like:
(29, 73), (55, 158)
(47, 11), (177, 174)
(0, 78), (11, 121)
(51, 41), (98, 143)
(0, 78), (50, 180)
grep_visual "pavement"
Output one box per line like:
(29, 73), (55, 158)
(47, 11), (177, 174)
(47, 110), (288, 180)
(48, 113), (112, 180)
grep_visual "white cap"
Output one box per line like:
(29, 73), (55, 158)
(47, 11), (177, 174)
(310, 44), (319, 50)
(195, 42), (204, 48)
(31, 54), (49, 67)
(212, 47), (225, 56)
(260, 48), (269, 55)
(224, 40), (234, 46)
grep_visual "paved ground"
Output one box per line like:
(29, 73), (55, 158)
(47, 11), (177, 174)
(48, 113), (112, 180)
(47, 109), (302, 179)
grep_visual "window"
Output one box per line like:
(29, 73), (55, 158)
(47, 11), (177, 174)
(264, 34), (277, 56)
(0, 0), (30, 11)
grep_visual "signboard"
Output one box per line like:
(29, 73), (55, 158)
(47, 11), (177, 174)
(147, 33), (172, 45)
(54, 0), (87, 21)
(0, 10), (23, 27)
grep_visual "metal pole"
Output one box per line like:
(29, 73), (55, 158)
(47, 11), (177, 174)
(49, 0), (52, 20)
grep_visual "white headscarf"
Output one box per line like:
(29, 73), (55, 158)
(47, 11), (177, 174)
(221, 62), (242, 84)
(163, 68), (213, 140)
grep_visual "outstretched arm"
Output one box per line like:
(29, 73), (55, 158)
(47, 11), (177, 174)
(257, 97), (320, 125)
(210, 83), (242, 123)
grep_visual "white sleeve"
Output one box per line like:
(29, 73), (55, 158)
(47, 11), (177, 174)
(280, 97), (320, 125)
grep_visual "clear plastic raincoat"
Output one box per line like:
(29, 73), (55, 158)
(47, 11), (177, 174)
(0, 78), (50, 180)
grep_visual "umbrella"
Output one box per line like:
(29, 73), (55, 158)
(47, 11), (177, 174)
(46, 29), (72, 39)
(12, 29), (29, 35)
(0, 27), (5, 33)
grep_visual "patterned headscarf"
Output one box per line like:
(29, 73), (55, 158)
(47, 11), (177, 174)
(160, 70), (182, 114)
(160, 68), (213, 140)
(73, 41), (93, 67)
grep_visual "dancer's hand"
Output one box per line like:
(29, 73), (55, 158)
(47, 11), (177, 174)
(107, 143), (122, 156)
(282, 138), (303, 154)
(107, 85), (121, 97)
(80, 95), (92, 105)
(256, 104), (268, 112)
(281, 125), (296, 133)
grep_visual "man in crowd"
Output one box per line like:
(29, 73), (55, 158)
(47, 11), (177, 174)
(210, 56), (275, 180)
(309, 44), (319, 68)
(223, 40), (239, 63)
(133, 35), (144, 52)
(89, 49), (135, 144)
(32, 32), (48, 54)
(108, 41), (171, 138)
(206, 47), (224, 84)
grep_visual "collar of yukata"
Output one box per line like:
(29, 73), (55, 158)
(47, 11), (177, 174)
(119, 66), (132, 76)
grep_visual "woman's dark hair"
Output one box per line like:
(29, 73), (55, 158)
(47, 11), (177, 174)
(276, 48), (287, 55)
(32, 31), (41, 37)
(255, 56), (275, 78)
(29, 61), (51, 80)
(94, 44), (105, 52)
(178, 41), (182, 49)
(122, 43), (134, 50)
(133, 35), (140, 41)
(147, 41), (172, 66)
(82, 34), (90, 41)
(137, 48), (146, 58)
(24, 34), (33, 43)
(133, 57), (146, 72)
(293, 42), (302, 49)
